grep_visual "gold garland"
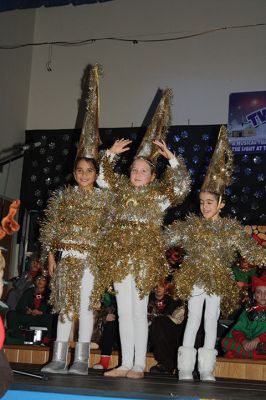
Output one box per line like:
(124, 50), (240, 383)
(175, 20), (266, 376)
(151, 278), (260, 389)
(49, 256), (88, 319)
(91, 154), (191, 305)
(167, 214), (266, 317)
(40, 186), (112, 313)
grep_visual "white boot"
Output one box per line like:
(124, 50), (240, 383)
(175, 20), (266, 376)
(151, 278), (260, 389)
(198, 347), (217, 382)
(68, 342), (90, 375)
(41, 341), (68, 374)
(177, 346), (197, 381)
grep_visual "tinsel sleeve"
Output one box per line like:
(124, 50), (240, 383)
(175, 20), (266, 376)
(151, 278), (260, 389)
(39, 189), (62, 262)
(98, 153), (125, 191)
(158, 156), (191, 207)
(231, 220), (266, 267)
(164, 219), (187, 248)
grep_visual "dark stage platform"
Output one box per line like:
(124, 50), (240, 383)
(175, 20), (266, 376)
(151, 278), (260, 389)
(3, 364), (266, 400)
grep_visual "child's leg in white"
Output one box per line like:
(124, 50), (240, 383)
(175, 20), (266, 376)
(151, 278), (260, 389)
(69, 267), (94, 375)
(78, 267), (95, 343)
(132, 276), (149, 371)
(114, 275), (134, 370)
(198, 294), (220, 382)
(178, 286), (205, 380)
(204, 294), (220, 349)
(182, 286), (205, 347)
(56, 315), (73, 342)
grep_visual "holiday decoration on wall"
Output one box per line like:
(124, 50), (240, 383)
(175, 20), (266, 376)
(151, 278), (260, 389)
(20, 125), (266, 227)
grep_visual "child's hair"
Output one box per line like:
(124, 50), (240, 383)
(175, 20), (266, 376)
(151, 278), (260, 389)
(74, 157), (99, 174)
(130, 156), (156, 175)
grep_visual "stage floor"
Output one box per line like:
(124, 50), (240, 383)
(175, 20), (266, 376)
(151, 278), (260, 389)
(4, 364), (266, 400)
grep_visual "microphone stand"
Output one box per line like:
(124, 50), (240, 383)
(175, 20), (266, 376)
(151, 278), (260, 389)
(12, 368), (48, 380)
(0, 148), (25, 169)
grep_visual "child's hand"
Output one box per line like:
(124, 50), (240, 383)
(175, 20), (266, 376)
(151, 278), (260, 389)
(242, 337), (260, 351)
(48, 252), (56, 277)
(109, 139), (132, 155)
(153, 140), (175, 160)
(32, 309), (43, 316)
(106, 313), (116, 322)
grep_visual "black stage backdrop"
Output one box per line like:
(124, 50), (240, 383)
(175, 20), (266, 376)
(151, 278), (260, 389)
(19, 125), (266, 252)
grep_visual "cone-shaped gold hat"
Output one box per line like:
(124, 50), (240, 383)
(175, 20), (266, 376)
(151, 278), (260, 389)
(76, 64), (102, 160)
(201, 125), (234, 195)
(136, 88), (172, 160)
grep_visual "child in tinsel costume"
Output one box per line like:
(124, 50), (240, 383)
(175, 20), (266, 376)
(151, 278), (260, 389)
(96, 89), (191, 379)
(221, 275), (266, 359)
(41, 65), (111, 375)
(166, 126), (266, 382)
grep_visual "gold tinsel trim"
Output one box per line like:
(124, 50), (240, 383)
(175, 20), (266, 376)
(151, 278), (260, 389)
(167, 214), (266, 317)
(49, 256), (89, 319)
(159, 156), (192, 206)
(91, 154), (190, 304)
(40, 185), (112, 312)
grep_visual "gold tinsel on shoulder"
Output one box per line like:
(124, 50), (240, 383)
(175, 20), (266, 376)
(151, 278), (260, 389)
(40, 185), (112, 315)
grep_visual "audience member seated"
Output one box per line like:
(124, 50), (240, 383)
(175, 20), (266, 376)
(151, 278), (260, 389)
(5, 274), (53, 344)
(165, 246), (184, 272)
(5, 254), (42, 311)
(221, 275), (266, 359)
(93, 287), (120, 370)
(148, 280), (186, 375)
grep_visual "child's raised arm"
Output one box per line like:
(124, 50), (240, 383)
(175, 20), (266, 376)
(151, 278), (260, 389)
(154, 140), (191, 209)
(97, 139), (132, 190)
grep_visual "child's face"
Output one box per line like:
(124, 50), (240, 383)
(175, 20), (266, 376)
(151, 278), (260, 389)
(130, 159), (155, 187)
(199, 191), (224, 221)
(36, 277), (47, 294)
(154, 284), (166, 299)
(74, 159), (97, 190)
(254, 285), (266, 306)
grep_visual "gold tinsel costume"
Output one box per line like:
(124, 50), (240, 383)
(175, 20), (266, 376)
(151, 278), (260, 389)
(40, 186), (111, 317)
(94, 153), (191, 300)
(166, 214), (266, 317)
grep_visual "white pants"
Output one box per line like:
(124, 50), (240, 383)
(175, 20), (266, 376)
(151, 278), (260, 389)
(114, 274), (149, 370)
(56, 266), (94, 343)
(182, 285), (220, 350)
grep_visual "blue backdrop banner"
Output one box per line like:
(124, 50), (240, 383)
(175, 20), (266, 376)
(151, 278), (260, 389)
(228, 91), (266, 154)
